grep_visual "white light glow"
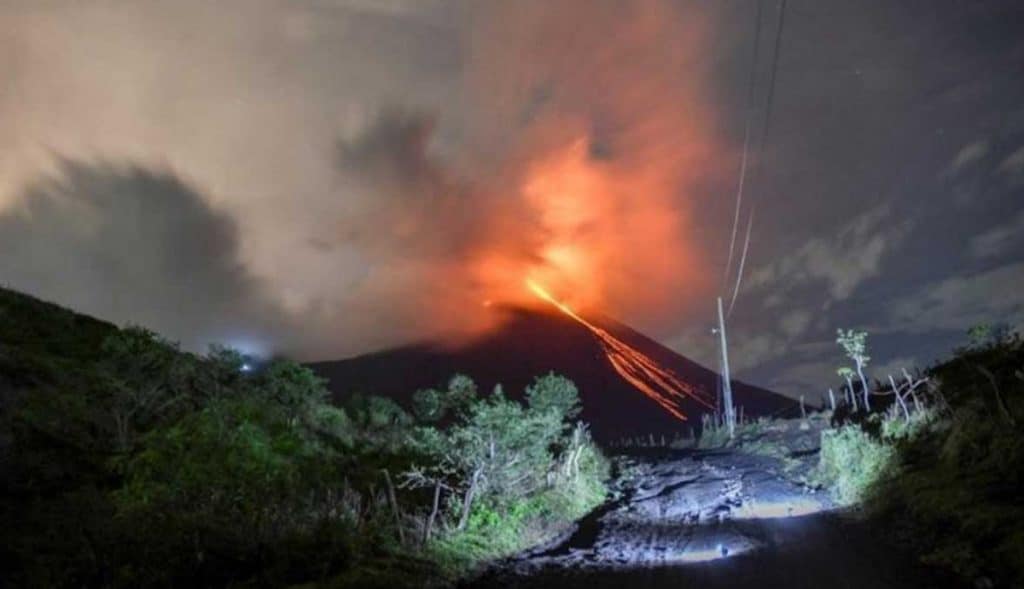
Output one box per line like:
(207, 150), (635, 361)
(733, 498), (828, 519)
(672, 542), (747, 563)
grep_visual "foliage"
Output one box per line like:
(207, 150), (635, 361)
(401, 373), (606, 577)
(412, 374), (477, 423)
(0, 287), (607, 588)
(871, 329), (1024, 586)
(810, 325), (1024, 586)
(876, 404), (942, 442)
(113, 395), (355, 586)
(835, 328), (870, 369)
(526, 372), (582, 421)
(837, 328), (871, 409)
(97, 326), (191, 453)
(813, 424), (897, 505)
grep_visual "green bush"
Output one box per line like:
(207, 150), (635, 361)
(877, 405), (943, 442)
(809, 327), (1024, 586)
(814, 424), (897, 505)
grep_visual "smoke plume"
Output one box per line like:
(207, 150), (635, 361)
(0, 0), (722, 359)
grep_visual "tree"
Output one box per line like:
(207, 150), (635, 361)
(413, 388), (446, 422)
(445, 374), (478, 411)
(256, 359), (329, 421)
(98, 326), (187, 453)
(445, 388), (559, 529)
(404, 374), (579, 532)
(190, 344), (253, 403)
(412, 374), (479, 423)
(837, 329), (872, 411)
(837, 367), (858, 411)
(967, 322), (1011, 350)
(525, 372), (581, 422)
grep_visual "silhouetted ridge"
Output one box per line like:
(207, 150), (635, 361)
(310, 307), (797, 441)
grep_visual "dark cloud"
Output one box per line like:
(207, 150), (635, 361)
(0, 159), (283, 354)
(331, 110), (480, 258)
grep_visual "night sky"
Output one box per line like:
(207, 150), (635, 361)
(2, 0), (1022, 400)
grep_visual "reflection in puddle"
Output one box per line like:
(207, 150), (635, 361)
(674, 542), (746, 563)
(733, 497), (830, 519)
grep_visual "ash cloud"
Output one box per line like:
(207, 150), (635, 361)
(5, 0), (1021, 390)
(1, 0), (849, 367)
(0, 0), (728, 359)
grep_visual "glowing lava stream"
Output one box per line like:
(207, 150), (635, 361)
(526, 280), (714, 421)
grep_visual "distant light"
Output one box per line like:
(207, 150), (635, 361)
(223, 337), (270, 358)
(241, 363), (252, 372)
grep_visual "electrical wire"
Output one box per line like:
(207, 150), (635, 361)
(722, 0), (765, 291)
(727, 0), (788, 316)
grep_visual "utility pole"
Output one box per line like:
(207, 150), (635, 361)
(716, 297), (736, 439)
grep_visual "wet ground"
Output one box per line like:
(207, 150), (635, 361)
(467, 448), (965, 589)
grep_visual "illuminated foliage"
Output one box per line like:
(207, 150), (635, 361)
(526, 372), (582, 421)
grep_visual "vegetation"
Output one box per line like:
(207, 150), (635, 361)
(814, 423), (897, 505)
(836, 328), (871, 410)
(0, 287), (607, 588)
(691, 322), (1023, 586)
(809, 326), (1024, 586)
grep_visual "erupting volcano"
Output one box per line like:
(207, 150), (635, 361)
(311, 303), (796, 441)
(303, 1), (793, 439)
(312, 131), (793, 436)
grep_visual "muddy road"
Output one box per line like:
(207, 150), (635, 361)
(468, 449), (964, 589)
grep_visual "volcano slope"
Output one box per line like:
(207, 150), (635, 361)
(310, 307), (796, 442)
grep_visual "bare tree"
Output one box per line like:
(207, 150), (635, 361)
(837, 329), (872, 411)
(838, 367), (858, 411)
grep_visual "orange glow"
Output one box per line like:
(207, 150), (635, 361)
(455, 0), (717, 336)
(527, 279), (714, 420)
(362, 0), (722, 384)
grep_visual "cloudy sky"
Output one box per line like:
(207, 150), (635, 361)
(2, 0), (1022, 399)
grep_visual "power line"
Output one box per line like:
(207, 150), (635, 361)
(727, 0), (788, 317)
(722, 0), (764, 291)
(727, 203), (755, 316)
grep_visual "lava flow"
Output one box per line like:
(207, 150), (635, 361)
(526, 280), (714, 421)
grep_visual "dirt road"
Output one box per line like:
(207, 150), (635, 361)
(468, 449), (965, 589)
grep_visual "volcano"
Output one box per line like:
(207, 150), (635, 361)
(310, 307), (797, 442)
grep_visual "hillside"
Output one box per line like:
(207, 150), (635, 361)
(0, 286), (610, 587)
(0, 287), (118, 388)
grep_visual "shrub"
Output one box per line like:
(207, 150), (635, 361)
(812, 328), (1023, 585)
(814, 424), (897, 505)
(878, 405), (942, 443)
